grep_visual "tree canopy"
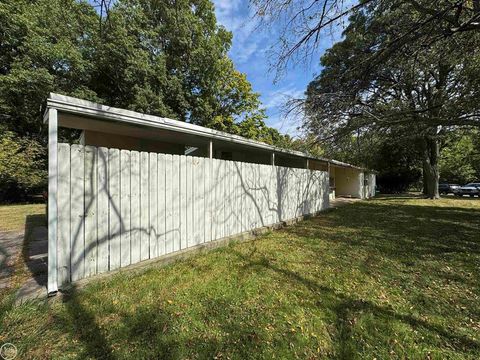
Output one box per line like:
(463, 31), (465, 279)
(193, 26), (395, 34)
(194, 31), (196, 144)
(299, 1), (480, 198)
(0, 0), (290, 201)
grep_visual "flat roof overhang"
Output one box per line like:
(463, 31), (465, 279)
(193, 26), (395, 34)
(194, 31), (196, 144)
(44, 93), (371, 171)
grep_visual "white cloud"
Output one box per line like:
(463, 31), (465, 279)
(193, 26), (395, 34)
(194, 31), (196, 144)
(261, 85), (306, 137)
(213, 0), (265, 64)
(266, 110), (304, 138)
(213, 0), (244, 32)
(212, 0), (311, 138)
(261, 86), (304, 109)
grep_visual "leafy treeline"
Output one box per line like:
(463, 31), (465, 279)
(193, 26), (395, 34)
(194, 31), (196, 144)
(0, 0), (290, 202)
(251, 0), (480, 196)
(313, 131), (480, 193)
(301, 0), (480, 197)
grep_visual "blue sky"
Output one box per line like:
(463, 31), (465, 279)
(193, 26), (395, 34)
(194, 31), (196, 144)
(212, 0), (335, 137)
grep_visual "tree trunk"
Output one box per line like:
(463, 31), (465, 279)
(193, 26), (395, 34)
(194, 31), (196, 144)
(422, 136), (440, 199)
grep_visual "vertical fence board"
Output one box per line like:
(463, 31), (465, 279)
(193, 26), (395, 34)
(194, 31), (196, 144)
(109, 148), (121, 270)
(57, 144), (71, 286)
(165, 155), (174, 253)
(285, 168), (290, 220)
(120, 150), (131, 267)
(260, 165), (267, 227)
(149, 152), (158, 258)
(195, 157), (205, 244)
(255, 165), (260, 228)
(234, 161), (240, 235)
(224, 161), (231, 237)
(218, 159), (224, 239)
(241, 162), (247, 232)
(272, 166), (277, 224)
(230, 161), (236, 236)
(140, 152), (150, 260)
(84, 146), (97, 278)
(222, 160), (227, 237)
(97, 147), (109, 273)
(70, 145), (85, 281)
(172, 155), (181, 252)
(291, 169), (295, 218)
(157, 154), (166, 255)
(181, 156), (188, 249)
(189, 156), (194, 248)
(219, 160), (224, 238)
(185, 156), (193, 248)
(245, 163), (250, 231)
(213, 159), (221, 240)
(130, 151), (141, 264)
(250, 163), (255, 229)
(236, 161), (241, 232)
(202, 158), (211, 242)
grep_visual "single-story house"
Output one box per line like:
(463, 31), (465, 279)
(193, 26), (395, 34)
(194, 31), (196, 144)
(45, 93), (375, 293)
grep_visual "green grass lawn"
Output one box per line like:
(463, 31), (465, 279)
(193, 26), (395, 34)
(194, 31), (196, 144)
(1, 196), (479, 359)
(0, 203), (45, 232)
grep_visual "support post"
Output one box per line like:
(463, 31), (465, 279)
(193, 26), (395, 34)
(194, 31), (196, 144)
(208, 140), (213, 159)
(305, 159), (310, 169)
(271, 152), (275, 166)
(47, 108), (58, 294)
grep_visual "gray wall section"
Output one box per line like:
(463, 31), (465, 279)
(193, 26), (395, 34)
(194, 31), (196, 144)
(56, 143), (330, 287)
(82, 130), (185, 155)
(334, 167), (363, 198)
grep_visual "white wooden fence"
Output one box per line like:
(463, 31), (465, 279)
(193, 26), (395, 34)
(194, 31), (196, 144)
(56, 143), (329, 286)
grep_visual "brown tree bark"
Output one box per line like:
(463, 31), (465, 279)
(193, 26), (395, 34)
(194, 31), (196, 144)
(422, 136), (440, 199)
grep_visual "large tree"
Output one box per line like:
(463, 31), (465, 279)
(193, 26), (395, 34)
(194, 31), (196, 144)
(0, 0), (290, 201)
(92, 0), (266, 129)
(0, 0), (269, 137)
(0, 0), (99, 138)
(303, 2), (480, 198)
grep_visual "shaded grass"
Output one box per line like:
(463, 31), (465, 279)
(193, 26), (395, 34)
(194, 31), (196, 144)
(1, 196), (480, 359)
(0, 206), (46, 325)
(0, 204), (45, 232)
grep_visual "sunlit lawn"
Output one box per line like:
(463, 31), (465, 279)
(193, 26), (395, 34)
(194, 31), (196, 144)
(1, 196), (479, 359)
(0, 203), (45, 232)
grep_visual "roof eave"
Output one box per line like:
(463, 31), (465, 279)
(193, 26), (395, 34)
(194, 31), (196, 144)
(46, 93), (374, 172)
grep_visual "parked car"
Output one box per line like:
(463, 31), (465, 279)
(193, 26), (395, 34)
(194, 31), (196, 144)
(439, 183), (461, 195)
(455, 183), (480, 197)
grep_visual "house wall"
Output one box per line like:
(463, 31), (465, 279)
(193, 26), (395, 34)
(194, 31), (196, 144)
(334, 167), (363, 198)
(55, 143), (329, 287)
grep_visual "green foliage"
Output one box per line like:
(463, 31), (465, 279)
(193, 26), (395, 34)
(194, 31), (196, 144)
(440, 130), (480, 184)
(303, 0), (480, 197)
(0, 131), (46, 202)
(0, 0), (100, 138)
(0, 0), (291, 201)
(372, 137), (423, 193)
(297, 131), (423, 193)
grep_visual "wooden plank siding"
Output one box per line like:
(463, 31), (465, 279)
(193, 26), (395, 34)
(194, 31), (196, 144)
(55, 143), (329, 287)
